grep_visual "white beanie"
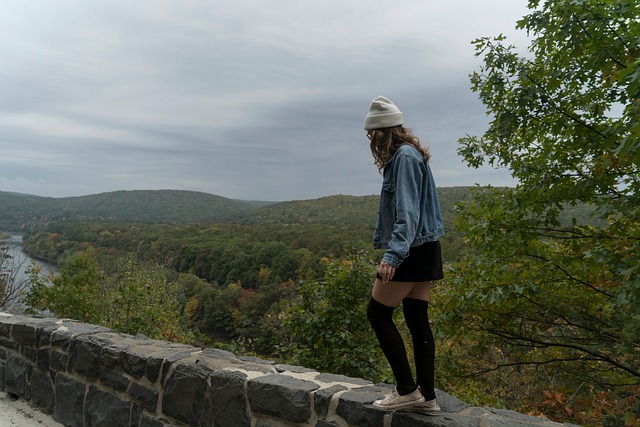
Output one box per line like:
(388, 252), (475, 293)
(364, 96), (404, 130)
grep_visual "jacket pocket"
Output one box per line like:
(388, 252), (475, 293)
(381, 182), (395, 207)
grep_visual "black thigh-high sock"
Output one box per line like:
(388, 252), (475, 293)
(402, 298), (436, 401)
(367, 297), (416, 395)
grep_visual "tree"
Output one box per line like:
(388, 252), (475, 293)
(105, 255), (193, 341)
(27, 249), (193, 343)
(0, 239), (39, 313)
(282, 253), (390, 382)
(444, 0), (640, 424)
(26, 249), (104, 323)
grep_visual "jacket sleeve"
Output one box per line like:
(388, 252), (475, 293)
(381, 152), (423, 268)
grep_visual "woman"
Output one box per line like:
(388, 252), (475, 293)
(364, 96), (445, 413)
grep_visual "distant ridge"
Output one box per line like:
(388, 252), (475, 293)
(1, 191), (44, 197)
(0, 189), (261, 229)
(0, 187), (477, 231)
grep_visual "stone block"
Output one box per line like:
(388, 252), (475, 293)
(62, 321), (112, 336)
(275, 363), (317, 374)
(50, 350), (68, 372)
(140, 415), (173, 427)
(127, 341), (195, 384)
(200, 395), (213, 427)
(0, 337), (19, 351)
(22, 345), (38, 362)
(316, 372), (371, 386)
(248, 373), (320, 424)
(391, 411), (481, 427)
(54, 373), (86, 427)
(336, 386), (387, 427)
(0, 322), (11, 337)
(50, 329), (73, 350)
(146, 355), (163, 383)
(30, 369), (54, 414)
(210, 369), (250, 427)
(314, 385), (347, 416)
(162, 362), (210, 425)
(122, 350), (147, 379)
(238, 355), (275, 366)
(242, 361), (277, 374)
(436, 389), (469, 413)
(85, 386), (132, 427)
(36, 347), (50, 371)
(12, 324), (37, 346)
(129, 381), (159, 412)
(4, 355), (30, 398)
(160, 349), (193, 383)
(38, 324), (56, 347)
(131, 403), (143, 427)
(201, 347), (238, 360)
(185, 348), (245, 372)
(119, 341), (196, 384)
(69, 335), (103, 379)
(101, 345), (123, 369)
(100, 368), (131, 392)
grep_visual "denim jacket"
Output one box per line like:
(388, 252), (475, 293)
(373, 144), (445, 268)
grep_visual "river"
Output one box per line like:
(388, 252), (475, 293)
(1, 233), (56, 312)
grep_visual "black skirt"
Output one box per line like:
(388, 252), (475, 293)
(377, 240), (444, 282)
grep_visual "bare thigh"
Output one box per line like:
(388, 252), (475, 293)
(372, 279), (432, 308)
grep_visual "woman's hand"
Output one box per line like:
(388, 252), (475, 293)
(378, 261), (396, 284)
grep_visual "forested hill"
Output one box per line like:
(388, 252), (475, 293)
(0, 189), (263, 229)
(0, 187), (472, 231)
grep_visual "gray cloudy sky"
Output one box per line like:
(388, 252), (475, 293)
(1, 1), (530, 201)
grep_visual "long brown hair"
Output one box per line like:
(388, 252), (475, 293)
(368, 126), (430, 172)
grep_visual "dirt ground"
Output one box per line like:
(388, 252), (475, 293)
(0, 392), (63, 427)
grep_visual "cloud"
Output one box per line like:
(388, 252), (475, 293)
(0, 0), (528, 200)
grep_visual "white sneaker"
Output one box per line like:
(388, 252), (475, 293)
(403, 398), (441, 414)
(373, 387), (425, 411)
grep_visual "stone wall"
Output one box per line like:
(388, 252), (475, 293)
(0, 312), (581, 427)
